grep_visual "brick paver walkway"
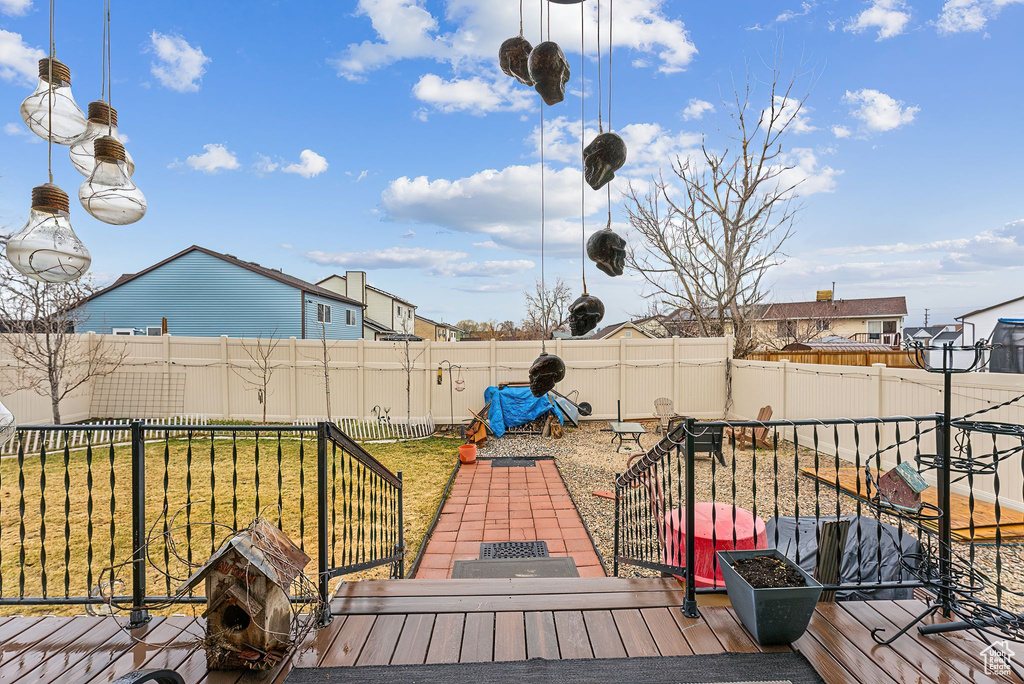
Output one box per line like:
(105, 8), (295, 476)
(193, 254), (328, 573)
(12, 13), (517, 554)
(415, 459), (605, 578)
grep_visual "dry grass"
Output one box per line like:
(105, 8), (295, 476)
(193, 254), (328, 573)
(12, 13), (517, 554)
(0, 433), (459, 616)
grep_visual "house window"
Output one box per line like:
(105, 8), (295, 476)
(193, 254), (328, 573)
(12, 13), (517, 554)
(346, 309), (355, 325)
(146, 327), (162, 336)
(816, 319), (831, 332)
(625, 330), (633, 338)
(883, 320), (897, 334)
(397, 305), (402, 317)
(777, 320), (797, 338)
(112, 327), (135, 336)
(317, 303), (332, 324)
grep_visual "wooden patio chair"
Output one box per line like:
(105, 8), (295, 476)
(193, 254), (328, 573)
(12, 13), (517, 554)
(726, 405), (773, 449)
(653, 397), (676, 434)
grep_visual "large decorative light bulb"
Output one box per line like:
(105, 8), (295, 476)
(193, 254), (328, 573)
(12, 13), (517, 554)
(69, 101), (135, 177)
(79, 136), (146, 225)
(19, 58), (87, 145)
(6, 184), (91, 283)
(0, 397), (15, 450)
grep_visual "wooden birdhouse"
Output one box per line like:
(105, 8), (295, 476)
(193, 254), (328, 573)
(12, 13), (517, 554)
(178, 519), (310, 670)
(877, 462), (929, 513)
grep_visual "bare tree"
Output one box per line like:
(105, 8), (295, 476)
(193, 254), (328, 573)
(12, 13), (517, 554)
(299, 322), (332, 423)
(624, 60), (812, 359)
(231, 330), (281, 423)
(0, 249), (127, 423)
(393, 337), (425, 430)
(522, 277), (572, 338)
(764, 317), (834, 351)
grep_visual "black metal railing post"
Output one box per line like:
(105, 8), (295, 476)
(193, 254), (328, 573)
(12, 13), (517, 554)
(938, 398), (953, 616)
(613, 473), (620, 577)
(129, 420), (150, 628)
(396, 471), (405, 579)
(316, 422), (332, 626)
(683, 417), (699, 618)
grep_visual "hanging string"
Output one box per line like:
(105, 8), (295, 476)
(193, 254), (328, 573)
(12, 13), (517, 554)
(580, 0), (587, 294)
(606, 0), (614, 228)
(540, 0), (547, 352)
(106, 0), (112, 134)
(47, 0), (54, 183)
(519, 0), (523, 36)
(596, 0), (603, 134)
(101, 0), (106, 101)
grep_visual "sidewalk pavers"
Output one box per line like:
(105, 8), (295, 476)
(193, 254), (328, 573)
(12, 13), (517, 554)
(415, 459), (605, 578)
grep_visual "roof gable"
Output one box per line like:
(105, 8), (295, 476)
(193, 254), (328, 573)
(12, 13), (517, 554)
(79, 246), (364, 308)
(761, 296), (907, 321)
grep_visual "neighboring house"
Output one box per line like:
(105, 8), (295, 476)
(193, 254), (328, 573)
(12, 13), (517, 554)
(414, 315), (463, 342)
(958, 296), (1024, 344)
(590, 321), (654, 340)
(73, 246), (364, 339)
(317, 272), (416, 341)
(633, 315), (672, 338)
(757, 294), (907, 349)
(782, 335), (894, 352)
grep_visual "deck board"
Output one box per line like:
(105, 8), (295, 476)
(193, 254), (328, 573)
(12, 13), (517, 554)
(333, 589), (687, 614)
(0, 582), (1000, 683)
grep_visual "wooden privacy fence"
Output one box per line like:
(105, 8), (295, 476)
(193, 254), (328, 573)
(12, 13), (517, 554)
(1, 334), (732, 426)
(747, 349), (915, 368)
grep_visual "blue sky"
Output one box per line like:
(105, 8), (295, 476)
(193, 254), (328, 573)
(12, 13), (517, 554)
(1, 0), (1022, 327)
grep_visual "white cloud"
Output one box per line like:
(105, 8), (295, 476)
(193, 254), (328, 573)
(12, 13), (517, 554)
(4, 121), (40, 143)
(185, 143), (240, 173)
(282, 149), (329, 178)
(843, 88), (918, 132)
(412, 72), (533, 114)
(0, 29), (45, 84)
(846, 0), (912, 40)
(148, 31), (210, 93)
(773, 148), (842, 197)
(303, 246), (534, 278)
(253, 154), (279, 174)
(333, 0), (697, 80)
(761, 96), (817, 134)
(0, 0), (31, 16)
(401, 230), (416, 239)
(831, 125), (852, 139)
(777, 2), (816, 22)
(356, 170), (368, 182)
(681, 98), (715, 121)
(936, 0), (1023, 33)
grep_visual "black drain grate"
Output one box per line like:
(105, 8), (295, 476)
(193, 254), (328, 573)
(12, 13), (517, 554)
(489, 458), (536, 467)
(479, 541), (550, 559)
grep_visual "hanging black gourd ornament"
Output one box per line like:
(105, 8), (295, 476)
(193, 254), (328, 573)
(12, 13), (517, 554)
(528, 41), (570, 106)
(587, 226), (627, 277)
(584, 132), (627, 191)
(499, 36), (535, 86)
(529, 352), (566, 397)
(569, 293), (605, 337)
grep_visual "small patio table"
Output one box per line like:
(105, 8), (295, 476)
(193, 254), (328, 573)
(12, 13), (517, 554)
(605, 421), (646, 452)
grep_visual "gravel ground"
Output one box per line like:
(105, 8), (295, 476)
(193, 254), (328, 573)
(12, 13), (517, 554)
(480, 420), (1024, 611)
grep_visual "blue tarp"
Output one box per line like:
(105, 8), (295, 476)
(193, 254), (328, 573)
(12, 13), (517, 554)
(484, 386), (563, 439)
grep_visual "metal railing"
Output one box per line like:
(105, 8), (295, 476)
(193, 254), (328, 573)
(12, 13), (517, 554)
(0, 421), (403, 626)
(615, 415), (947, 617)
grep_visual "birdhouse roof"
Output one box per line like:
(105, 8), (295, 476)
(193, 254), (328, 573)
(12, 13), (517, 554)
(893, 462), (929, 493)
(177, 519), (311, 595)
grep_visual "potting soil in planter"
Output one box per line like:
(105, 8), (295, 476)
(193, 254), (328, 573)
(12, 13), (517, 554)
(732, 556), (806, 589)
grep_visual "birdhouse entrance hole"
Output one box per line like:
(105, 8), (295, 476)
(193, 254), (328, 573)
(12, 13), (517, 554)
(223, 604), (251, 632)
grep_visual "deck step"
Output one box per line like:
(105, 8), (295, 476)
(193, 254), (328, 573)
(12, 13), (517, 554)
(451, 557), (579, 579)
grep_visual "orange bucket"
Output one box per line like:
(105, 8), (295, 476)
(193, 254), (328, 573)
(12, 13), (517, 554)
(459, 443), (477, 464)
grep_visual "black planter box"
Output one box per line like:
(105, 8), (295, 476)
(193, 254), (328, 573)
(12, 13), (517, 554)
(717, 548), (823, 646)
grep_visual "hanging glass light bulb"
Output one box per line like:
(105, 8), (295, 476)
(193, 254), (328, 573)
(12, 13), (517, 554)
(69, 101), (135, 177)
(0, 397), (16, 450)
(20, 58), (87, 145)
(6, 184), (91, 283)
(79, 136), (146, 225)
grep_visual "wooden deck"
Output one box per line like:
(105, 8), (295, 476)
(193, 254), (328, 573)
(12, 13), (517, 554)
(0, 578), (1017, 683)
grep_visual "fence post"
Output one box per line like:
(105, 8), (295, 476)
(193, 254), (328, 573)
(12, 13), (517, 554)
(129, 420), (150, 628)
(422, 339), (432, 420)
(289, 337), (298, 421)
(872, 363), (886, 418)
(220, 335), (230, 419)
(683, 417), (699, 618)
(316, 422), (333, 626)
(357, 338), (365, 422)
(489, 338), (497, 387)
(672, 337), (681, 411)
(779, 359), (789, 421)
(619, 338), (628, 419)
(397, 471), (405, 579)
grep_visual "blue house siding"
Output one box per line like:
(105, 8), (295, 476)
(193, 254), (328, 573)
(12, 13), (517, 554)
(76, 250), (361, 340)
(303, 292), (362, 341)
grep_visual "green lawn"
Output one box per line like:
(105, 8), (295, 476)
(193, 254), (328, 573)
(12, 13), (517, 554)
(0, 433), (458, 615)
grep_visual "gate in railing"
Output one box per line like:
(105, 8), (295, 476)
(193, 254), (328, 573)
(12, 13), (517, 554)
(614, 415), (945, 617)
(0, 421), (403, 626)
